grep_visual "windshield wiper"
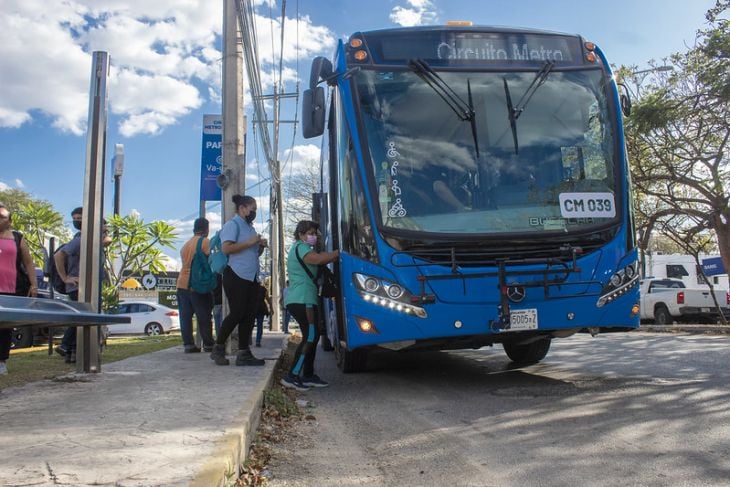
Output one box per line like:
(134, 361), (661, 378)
(503, 78), (519, 155)
(502, 60), (555, 154)
(408, 58), (480, 158)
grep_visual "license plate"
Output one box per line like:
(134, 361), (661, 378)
(508, 309), (538, 331)
(701, 307), (710, 313)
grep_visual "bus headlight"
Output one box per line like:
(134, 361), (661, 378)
(364, 277), (380, 293)
(597, 262), (639, 307)
(353, 273), (427, 318)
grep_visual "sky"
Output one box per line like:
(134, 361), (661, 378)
(0, 0), (718, 267)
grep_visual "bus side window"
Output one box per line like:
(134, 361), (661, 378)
(336, 99), (377, 262)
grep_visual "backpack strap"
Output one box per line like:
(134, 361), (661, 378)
(234, 219), (241, 240)
(295, 242), (318, 285)
(12, 231), (23, 267)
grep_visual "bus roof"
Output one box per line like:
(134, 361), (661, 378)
(352, 25), (581, 39)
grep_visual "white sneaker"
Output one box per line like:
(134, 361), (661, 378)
(0, 361), (7, 376)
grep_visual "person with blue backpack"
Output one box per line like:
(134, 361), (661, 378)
(210, 194), (267, 366)
(176, 217), (216, 353)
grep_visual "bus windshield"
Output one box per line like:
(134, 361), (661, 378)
(355, 67), (618, 235)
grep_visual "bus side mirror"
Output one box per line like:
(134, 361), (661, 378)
(309, 56), (333, 89)
(302, 87), (326, 139)
(617, 83), (632, 117)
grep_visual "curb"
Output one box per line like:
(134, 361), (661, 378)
(190, 336), (289, 487)
(639, 324), (730, 334)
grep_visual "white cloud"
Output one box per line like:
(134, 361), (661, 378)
(282, 144), (321, 175)
(0, 179), (25, 191)
(390, 0), (438, 27)
(0, 1), (334, 138)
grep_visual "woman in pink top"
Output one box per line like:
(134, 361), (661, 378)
(0, 204), (38, 375)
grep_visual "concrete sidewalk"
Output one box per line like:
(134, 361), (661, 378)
(0, 333), (287, 487)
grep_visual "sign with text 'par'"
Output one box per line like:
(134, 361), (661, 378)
(200, 114), (222, 202)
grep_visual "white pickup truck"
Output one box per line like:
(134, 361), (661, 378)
(640, 278), (730, 324)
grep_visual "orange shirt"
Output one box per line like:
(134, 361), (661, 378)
(177, 235), (210, 290)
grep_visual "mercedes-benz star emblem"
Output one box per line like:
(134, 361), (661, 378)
(507, 286), (526, 303)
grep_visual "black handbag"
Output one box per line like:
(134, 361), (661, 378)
(13, 231), (31, 296)
(295, 244), (339, 298)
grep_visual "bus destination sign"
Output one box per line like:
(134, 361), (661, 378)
(369, 32), (582, 65)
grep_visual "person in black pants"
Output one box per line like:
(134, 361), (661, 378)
(280, 220), (339, 391)
(210, 194), (268, 366)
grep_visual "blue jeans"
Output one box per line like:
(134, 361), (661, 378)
(213, 304), (223, 338)
(176, 288), (214, 349)
(254, 314), (266, 345)
(282, 309), (291, 333)
(61, 290), (79, 352)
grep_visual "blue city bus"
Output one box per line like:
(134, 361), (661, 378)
(301, 25), (640, 372)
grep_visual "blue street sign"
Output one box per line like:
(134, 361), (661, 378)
(702, 257), (726, 276)
(200, 114), (222, 202)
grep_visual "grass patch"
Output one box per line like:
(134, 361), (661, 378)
(0, 333), (181, 390)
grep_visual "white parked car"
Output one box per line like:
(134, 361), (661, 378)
(107, 301), (180, 335)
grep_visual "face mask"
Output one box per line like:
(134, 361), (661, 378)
(245, 210), (256, 223)
(73, 220), (82, 230)
(305, 235), (317, 246)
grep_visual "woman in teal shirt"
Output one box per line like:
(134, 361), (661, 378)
(281, 220), (339, 391)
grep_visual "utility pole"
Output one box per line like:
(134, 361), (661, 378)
(222, 0), (246, 351)
(269, 86), (285, 332)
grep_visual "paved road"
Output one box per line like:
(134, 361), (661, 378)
(268, 332), (730, 486)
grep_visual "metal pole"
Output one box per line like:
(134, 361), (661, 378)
(112, 143), (124, 217)
(113, 176), (121, 216)
(77, 51), (109, 373)
(222, 0), (245, 351)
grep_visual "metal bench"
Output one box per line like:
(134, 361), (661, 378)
(0, 295), (131, 373)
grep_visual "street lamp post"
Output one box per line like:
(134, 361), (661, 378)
(112, 144), (124, 216)
(627, 65), (674, 97)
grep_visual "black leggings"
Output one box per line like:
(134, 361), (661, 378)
(217, 266), (257, 351)
(286, 303), (320, 377)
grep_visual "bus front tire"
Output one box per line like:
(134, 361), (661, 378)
(335, 340), (367, 373)
(503, 337), (551, 364)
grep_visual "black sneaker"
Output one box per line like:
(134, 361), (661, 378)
(65, 352), (76, 364)
(184, 346), (201, 353)
(280, 373), (309, 391)
(210, 344), (230, 366)
(54, 346), (67, 357)
(235, 350), (265, 366)
(301, 374), (329, 388)
(202, 345), (214, 353)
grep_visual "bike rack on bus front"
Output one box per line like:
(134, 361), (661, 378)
(392, 245), (601, 329)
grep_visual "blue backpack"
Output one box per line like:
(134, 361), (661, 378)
(189, 236), (217, 293)
(208, 220), (240, 274)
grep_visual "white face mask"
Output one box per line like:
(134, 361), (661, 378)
(305, 235), (317, 246)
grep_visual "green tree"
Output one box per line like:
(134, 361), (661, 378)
(624, 1), (730, 276)
(102, 214), (177, 308)
(0, 189), (70, 267)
